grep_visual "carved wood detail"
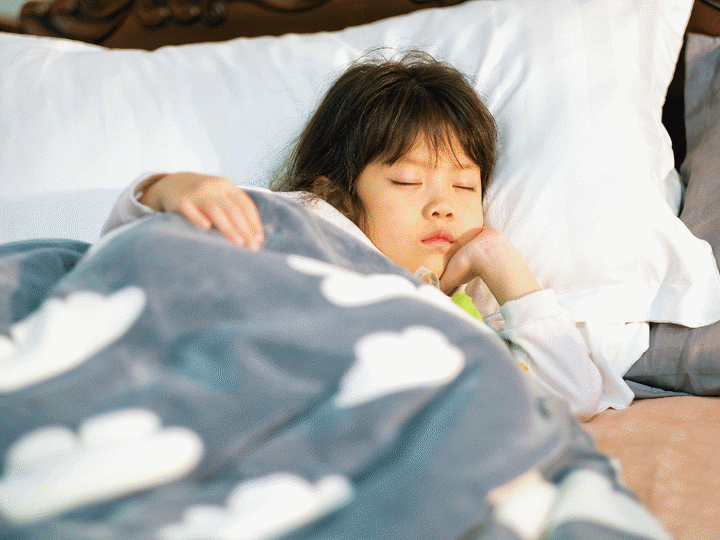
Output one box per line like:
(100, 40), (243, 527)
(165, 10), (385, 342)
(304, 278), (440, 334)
(17, 0), (464, 48)
(20, 0), (134, 42)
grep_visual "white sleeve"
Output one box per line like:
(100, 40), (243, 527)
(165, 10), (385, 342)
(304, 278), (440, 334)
(499, 289), (603, 420)
(101, 173), (165, 236)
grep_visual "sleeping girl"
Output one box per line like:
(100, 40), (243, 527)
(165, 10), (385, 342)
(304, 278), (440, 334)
(104, 51), (604, 419)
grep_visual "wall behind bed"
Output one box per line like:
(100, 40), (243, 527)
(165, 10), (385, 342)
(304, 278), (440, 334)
(0, 0), (23, 19)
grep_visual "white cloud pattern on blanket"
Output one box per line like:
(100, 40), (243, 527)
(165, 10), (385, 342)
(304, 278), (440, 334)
(0, 408), (204, 524)
(286, 256), (479, 407)
(336, 327), (466, 408)
(0, 287), (146, 392)
(159, 473), (353, 540)
(286, 255), (462, 313)
(287, 255), (436, 306)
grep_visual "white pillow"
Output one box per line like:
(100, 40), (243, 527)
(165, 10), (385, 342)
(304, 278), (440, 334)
(1, 0), (719, 332)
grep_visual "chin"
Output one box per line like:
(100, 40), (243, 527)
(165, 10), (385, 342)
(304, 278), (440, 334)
(431, 258), (450, 277)
(417, 262), (447, 280)
(397, 257), (446, 280)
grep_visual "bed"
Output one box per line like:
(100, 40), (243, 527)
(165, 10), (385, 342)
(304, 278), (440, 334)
(1, 0), (720, 538)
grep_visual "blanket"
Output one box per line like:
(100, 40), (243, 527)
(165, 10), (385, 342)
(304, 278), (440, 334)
(0, 191), (670, 540)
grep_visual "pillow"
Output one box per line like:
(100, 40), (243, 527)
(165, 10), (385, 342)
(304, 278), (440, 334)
(625, 33), (720, 397)
(1, 0), (719, 335)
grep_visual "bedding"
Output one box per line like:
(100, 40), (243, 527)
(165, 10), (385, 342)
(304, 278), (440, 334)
(588, 33), (720, 540)
(0, 191), (671, 539)
(3, 0), (720, 538)
(3, 0), (720, 414)
(585, 396), (720, 540)
(625, 33), (720, 397)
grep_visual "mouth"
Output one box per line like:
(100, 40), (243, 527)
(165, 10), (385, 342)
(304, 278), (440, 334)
(421, 229), (455, 247)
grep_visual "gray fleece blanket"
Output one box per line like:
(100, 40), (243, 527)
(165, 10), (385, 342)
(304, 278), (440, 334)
(0, 191), (669, 540)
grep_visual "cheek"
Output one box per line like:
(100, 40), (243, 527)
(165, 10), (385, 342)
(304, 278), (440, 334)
(361, 217), (400, 251)
(357, 211), (387, 250)
(464, 198), (485, 224)
(460, 202), (484, 232)
(360, 200), (407, 237)
(359, 208), (415, 265)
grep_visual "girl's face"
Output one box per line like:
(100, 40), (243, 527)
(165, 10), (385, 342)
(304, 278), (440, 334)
(355, 137), (484, 278)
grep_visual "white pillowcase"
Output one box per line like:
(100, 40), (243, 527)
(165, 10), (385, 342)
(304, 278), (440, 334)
(1, 0), (719, 332)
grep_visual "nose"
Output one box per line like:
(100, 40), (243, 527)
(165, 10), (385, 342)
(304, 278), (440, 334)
(423, 187), (455, 220)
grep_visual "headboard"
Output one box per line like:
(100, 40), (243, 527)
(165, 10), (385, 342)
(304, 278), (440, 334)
(12, 0), (468, 50)
(6, 0), (720, 50)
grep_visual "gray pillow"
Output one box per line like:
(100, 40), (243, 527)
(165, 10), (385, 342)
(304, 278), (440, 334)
(626, 34), (720, 396)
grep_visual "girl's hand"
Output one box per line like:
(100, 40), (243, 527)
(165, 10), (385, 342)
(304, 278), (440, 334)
(439, 227), (542, 306)
(139, 172), (264, 249)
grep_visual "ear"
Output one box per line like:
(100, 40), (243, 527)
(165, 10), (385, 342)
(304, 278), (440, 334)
(311, 175), (331, 196)
(312, 176), (357, 222)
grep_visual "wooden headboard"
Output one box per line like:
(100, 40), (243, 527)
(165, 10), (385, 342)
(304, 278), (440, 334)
(8, 0), (468, 50)
(7, 0), (718, 50)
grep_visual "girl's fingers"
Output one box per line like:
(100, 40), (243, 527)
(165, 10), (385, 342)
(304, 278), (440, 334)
(439, 264), (464, 294)
(162, 174), (264, 250)
(226, 191), (264, 248)
(199, 196), (262, 250)
(204, 201), (250, 247)
(236, 188), (265, 243)
(439, 249), (472, 294)
(177, 199), (212, 231)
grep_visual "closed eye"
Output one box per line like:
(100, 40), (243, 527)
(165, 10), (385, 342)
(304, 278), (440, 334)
(391, 180), (421, 187)
(454, 185), (477, 191)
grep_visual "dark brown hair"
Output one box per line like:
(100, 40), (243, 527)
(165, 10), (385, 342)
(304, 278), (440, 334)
(270, 50), (497, 223)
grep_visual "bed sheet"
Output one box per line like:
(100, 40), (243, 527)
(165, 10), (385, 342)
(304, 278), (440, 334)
(585, 396), (720, 539)
(0, 191), (670, 539)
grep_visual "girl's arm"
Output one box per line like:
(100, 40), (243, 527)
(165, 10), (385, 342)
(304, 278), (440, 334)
(102, 172), (265, 247)
(139, 172), (265, 249)
(439, 228), (603, 419)
(499, 291), (603, 419)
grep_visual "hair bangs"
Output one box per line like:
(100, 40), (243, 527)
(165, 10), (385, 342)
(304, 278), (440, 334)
(273, 50), (497, 213)
(372, 87), (484, 174)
